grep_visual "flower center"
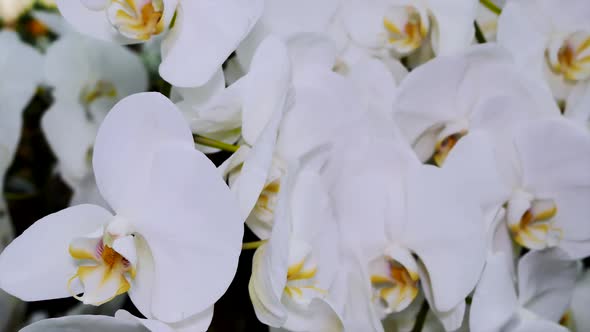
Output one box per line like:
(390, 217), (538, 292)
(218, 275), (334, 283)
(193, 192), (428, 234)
(506, 190), (562, 250)
(248, 157), (287, 235)
(79, 80), (117, 121)
(383, 5), (429, 55)
(282, 242), (325, 304)
(432, 130), (467, 166)
(370, 255), (420, 314)
(67, 220), (136, 305)
(547, 31), (590, 82)
(107, 0), (165, 41)
(80, 80), (117, 106)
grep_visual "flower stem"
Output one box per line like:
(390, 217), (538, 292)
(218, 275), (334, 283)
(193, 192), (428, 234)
(242, 240), (267, 250)
(411, 301), (429, 332)
(480, 0), (501, 15)
(193, 135), (239, 153)
(474, 21), (487, 44)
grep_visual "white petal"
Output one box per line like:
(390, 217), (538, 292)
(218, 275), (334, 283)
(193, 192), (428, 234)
(55, 0), (133, 43)
(126, 234), (155, 319)
(235, 105), (283, 222)
(283, 298), (343, 332)
(116, 308), (214, 332)
(393, 55), (468, 146)
(339, 0), (386, 49)
(337, 253), (384, 332)
(249, 244), (288, 327)
(92, 92), (193, 217)
(405, 165), (486, 312)
(570, 270), (590, 330)
(286, 33), (337, 80)
(242, 35), (292, 145)
(134, 144), (242, 323)
(430, 301), (466, 332)
(248, 167), (296, 327)
(20, 315), (150, 332)
(442, 131), (511, 215)
(41, 100), (95, 182)
(428, 0), (478, 55)
(496, 2), (548, 90)
(517, 250), (578, 321)
(80, 0), (108, 11)
(0, 205), (112, 301)
(514, 118), (590, 242)
(159, 0), (263, 87)
(348, 56), (397, 119)
(469, 253), (518, 332)
(511, 319), (569, 332)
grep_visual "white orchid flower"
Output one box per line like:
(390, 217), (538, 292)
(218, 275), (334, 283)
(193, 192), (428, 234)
(42, 31), (148, 206)
(0, 93), (243, 330)
(470, 250), (578, 332)
(337, 0), (477, 61)
(249, 151), (343, 331)
(327, 136), (486, 331)
(393, 44), (558, 165)
(497, 0), (590, 102)
(56, 0), (263, 87)
(494, 118), (590, 258)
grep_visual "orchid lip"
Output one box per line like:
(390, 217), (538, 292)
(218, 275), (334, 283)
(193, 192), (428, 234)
(382, 5), (430, 55)
(107, 0), (166, 41)
(506, 190), (562, 250)
(547, 31), (590, 82)
(369, 252), (420, 315)
(67, 218), (138, 306)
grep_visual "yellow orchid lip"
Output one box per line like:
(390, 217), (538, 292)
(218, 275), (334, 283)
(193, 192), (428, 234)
(109, 0), (165, 41)
(508, 198), (562, 250)
(80, 80), (117, 106)
(547, 32), (590, 82)
(432, 131), (467, 166)
(370, 258), (419, 314)
(283, 257), (325, 300)
(68, 237), (135, 305)
(383, 6), (429, 54)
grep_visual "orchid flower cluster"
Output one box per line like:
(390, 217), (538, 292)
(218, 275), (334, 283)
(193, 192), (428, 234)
(1, 0), (590, 331)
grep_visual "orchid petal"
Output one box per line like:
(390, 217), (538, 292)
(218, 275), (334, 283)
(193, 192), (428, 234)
(428, 0), (477, 55)
(405, 165), (486, 312)
(56, 0), (134, 43)
(41, 100), (95, 182)
(134, 144), (242, 323)
(20, 315), (149, 332)
(469, 253), (518, 332)
(514, 118), (590, 242)
(159, 0), (263, 87)
(92, 92), (193, 217)
(116, 308), (214, 332)
(242, 36), (292, 146)
(0, 205), (112, 301)
(517, 250), (578, 321)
